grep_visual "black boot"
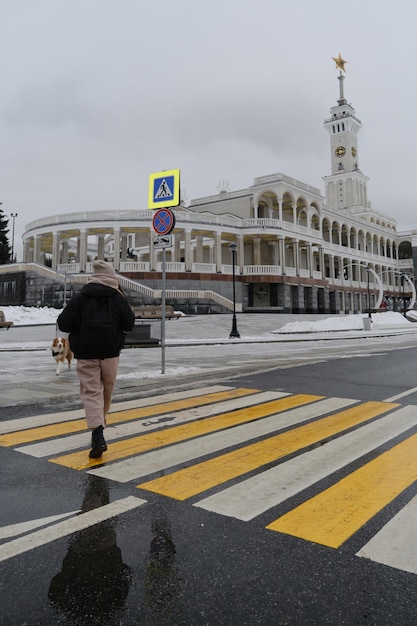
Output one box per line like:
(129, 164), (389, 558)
(89, 426), (107, 458)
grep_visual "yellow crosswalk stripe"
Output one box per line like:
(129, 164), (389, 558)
(50, 394), (323, 470)
(0, 387), (257, 447)
(137, 401), (398, 500)
(266, 430), (417, 548)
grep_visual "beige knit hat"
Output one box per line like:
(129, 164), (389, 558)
(88, 260), (119, 291)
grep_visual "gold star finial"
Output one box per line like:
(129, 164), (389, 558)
(332, 53), (347, 72)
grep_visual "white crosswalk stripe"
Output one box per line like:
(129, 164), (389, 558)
(2, 385), (417, 575)
(357, 495), (417, 574)
(89, 396), (354, 483)
(17, 389), (283, 458)
(0, 497), (146, 564)
(195, 405), (417, 520)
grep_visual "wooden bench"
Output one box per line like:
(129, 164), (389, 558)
(0, 310), (13, 330)
(132, 305), (181, 320)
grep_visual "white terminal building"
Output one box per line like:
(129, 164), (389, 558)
(11, 61), (417, 313)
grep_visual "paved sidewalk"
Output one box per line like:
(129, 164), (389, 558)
(1, 314), (417, 409)
(1, 313), (417, 351)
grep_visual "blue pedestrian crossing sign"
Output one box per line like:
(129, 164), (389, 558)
(148, 168), (180, 209)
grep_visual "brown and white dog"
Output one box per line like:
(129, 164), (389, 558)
(51, 337), (73, 376)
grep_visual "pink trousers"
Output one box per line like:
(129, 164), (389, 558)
(76, 358), (119, 430)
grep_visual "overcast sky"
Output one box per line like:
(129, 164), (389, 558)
(2, 0), (417, 257)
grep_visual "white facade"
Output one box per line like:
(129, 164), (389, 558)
(20, 68), (416, 314)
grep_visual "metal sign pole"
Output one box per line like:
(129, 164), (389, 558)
(149, 174), (179, 373)
(161, 247), (166, 374)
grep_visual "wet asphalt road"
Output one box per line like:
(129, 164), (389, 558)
(2, 317), (417, 624)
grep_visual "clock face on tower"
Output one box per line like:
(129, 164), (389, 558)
(335, 146), (346, 157)
(351, 147), (356, 156)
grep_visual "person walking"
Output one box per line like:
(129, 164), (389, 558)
(57, 260), (135, 459)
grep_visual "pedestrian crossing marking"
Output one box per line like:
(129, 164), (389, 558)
(50, 393), (323, 470)
(137, 400), (398, 500)
(357, 494), (417, 574)
(17, 391), (285, 459)
(0, 387), (257, 447)
(195, 406), (417, 521)
(0, 511), (81, 540)
(88, 396), (355, 484)
(0, 496), (146, 564)
(4, 384), (417, 574)
(266, 429), (417, 549)
(0, 385), (235, 435)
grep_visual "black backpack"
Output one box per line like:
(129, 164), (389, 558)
(79, 295), (123, 352)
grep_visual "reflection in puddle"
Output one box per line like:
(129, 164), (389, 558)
(48, 476), (131, 624)
(144, 515), (183, 622)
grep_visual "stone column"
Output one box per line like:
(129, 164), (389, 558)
(318, 246), (325, 277)
(97, 235), (105, 259)
(353, 232), (358, 250)
(79, 229), (88, 272)
(23, 238), (32, 262)
(61, 239), (69, 264)
(33, 235), (41, 264)
(185, 229), (192, 271)
(113, 228), (120, 270)
(269, 240), (278, 266)
(214, 232), (222, 272)
(277, 200), (283, 226)
(173, 234), (182, 263)
(328, 255), (335, 279)
(278, 237), (285, 274)
(294, 241), (300, 276)
(253, 238), (261, 266)
(306, 243), (313, 277)
(196, 236), (204, 263)
(238, 235), (244, 273)
(51, 231), (60, 271)
(120, 233), (128, 262)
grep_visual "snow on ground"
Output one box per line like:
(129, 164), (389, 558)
(275, 311), (411, 333)
(1, 306), (60, 325)
(0, 306), (186, 326)
(0, 306), (413, 333)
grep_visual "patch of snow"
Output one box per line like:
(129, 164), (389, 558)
(1, 306), (61, 326)
(406, 310), (417, 322)
(118, 366), (204, 379)
(0, 306), (413, 336)
(274, 312), (411, 334)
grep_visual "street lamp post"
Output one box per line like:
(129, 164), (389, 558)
(228, 242), (240, 339)
(10, 213), (18, 263)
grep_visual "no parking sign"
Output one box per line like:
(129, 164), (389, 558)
(152, 208), (176, 236)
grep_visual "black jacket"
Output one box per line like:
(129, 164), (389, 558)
(57, 283), (135, 359)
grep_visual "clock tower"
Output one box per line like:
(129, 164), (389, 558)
(323, 55), (369, 211)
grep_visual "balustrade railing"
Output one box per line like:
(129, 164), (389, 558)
(120, 261), (149, 272)
(157, 262), (185, 272)
(243, 265), (281, 275)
